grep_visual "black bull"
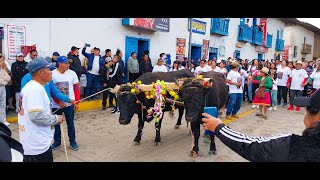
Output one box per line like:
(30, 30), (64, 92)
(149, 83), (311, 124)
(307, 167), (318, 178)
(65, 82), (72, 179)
(116, 70), (194, 146)
(180, 71), (229, 157)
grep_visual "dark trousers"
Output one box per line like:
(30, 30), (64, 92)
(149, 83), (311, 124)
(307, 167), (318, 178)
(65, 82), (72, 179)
(289, 90), (303, 105)
(252, 83), (259, 100)
(52, 106), (76, 144)
(85, 73), (101, 98)
(129, 73), (140, 83)
(277, 86), (288, 104)
(23, 147), (53, 162)
(243, 83), (248, 101)
(102, 86), (112, 107)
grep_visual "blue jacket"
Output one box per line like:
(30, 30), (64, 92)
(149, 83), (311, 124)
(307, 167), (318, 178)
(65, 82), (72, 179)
(81, 47), (105, 71)
(21, 73), (70, 103)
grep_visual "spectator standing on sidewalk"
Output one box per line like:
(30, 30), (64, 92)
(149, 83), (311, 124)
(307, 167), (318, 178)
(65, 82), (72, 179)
(68, 46), (82, 80)
(128, 52), (139, 83)
(99, 57), (114, 110)
(0, 56), (11, 126)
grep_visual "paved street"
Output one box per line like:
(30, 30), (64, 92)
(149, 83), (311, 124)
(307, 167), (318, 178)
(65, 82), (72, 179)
(8, 102), (305, 162)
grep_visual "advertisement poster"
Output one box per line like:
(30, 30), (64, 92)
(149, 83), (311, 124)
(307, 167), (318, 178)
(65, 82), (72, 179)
(133, 18), (169, 32)
(7, 25), (26, 60)
(282, 45), (289, 60)
(260, 18), (267, 46)
(176, 38), (186, 60)
(191, 19), (206, 35)
(202, 39), (210, 59)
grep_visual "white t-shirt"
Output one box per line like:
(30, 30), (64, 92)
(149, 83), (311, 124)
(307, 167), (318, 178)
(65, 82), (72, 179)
(272, 78), (278, 90)
(276, 64), (282, 70)
(290, 69), (308, 91)
(152, 65), (168, 72)
(169, 68), (178, 72)
(310, 70), (320, 89)
(277, 66), (291, 86)
(18, 80), (54, 155)
(240, 69), (248, 87)
(52, 69), (79, 108)
(227, 70), (243, 93)
(220, 68), (227, 78)
(194, 66), (210, 76)
(211, 66), (221, 73)
(88, 56), (100, 75)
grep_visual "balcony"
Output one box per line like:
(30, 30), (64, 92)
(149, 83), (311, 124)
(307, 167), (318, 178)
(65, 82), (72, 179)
(266, 33), (273, 48)
(275, 39), (285, 51)
(238, 25), (253, 43)
(252, 27), (263, 45)
(210, 18), (229, 36)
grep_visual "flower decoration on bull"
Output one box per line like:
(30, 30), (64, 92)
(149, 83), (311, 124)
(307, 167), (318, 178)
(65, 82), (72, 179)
(147, 80), (166, 130)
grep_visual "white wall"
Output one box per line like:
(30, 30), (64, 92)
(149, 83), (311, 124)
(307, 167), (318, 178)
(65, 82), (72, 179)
(265, 18), (286, 60)
(284, 25), (314, 61)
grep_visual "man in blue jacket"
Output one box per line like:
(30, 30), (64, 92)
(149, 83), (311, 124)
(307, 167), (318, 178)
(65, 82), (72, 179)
(82, 44), (105, 100)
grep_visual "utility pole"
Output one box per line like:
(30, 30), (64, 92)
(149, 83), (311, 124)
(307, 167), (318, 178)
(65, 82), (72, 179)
(188, 18), (192, 67)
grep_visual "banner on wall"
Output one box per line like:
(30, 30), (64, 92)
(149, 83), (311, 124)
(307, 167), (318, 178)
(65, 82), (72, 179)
(202, 39), (210, 59)
(282, 45), (290, 60)
(260, 18), (267, 46)
(130, 18), (170, 32)
(7, 25), (26, 60)
(176, 38), (186, 60)
(191, 19), (206, 35)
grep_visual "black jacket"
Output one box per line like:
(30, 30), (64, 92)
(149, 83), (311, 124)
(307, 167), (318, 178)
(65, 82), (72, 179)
(11, 60), (28, 92)
(99, 65), (113, 87)
(109, 58), (124, 85)
(215, 123), (320, 162)
(139, 59), (153, 75)
(67, 52), (82, 79)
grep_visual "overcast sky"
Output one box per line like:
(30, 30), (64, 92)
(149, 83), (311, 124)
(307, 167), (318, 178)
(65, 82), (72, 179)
(297, 18), (320, 28)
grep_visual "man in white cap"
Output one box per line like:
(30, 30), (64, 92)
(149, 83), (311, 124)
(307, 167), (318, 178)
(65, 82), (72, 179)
(286, 60), (308, 111)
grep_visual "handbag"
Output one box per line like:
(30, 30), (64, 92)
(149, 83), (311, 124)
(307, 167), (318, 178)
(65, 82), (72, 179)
(256, 78), (267, 99)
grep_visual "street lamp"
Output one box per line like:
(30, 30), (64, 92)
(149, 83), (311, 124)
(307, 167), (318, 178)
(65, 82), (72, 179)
(188, 18), (193, 68)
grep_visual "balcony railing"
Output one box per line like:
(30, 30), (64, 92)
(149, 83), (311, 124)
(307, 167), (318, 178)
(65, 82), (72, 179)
(275, 39), (285, 51)
(252, 27), (263, 45)
(266, 33), (273, 48)
(238, 25), (253, 43)
(210, 18), (229, 36)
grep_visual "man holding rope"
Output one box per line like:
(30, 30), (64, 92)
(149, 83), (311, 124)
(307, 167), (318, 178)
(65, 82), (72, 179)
(18, 57), (64, 162)
(51, 56), (80, 151)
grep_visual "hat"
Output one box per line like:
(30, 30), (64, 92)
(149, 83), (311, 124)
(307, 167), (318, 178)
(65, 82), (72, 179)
(293, 88), (320, 108)
(52, 52), (60, 56)
(71, 46), (80, 51)
(94, 47), (100, 51)
(230, 61), (239, 67)
(105, 57), (112, 63)
(296, 60), (303, 65)
(26, 57), (55, 73)
(261, 67), (269, 75)
(16, 52), (24, 57)
(57, 56), (71, 63)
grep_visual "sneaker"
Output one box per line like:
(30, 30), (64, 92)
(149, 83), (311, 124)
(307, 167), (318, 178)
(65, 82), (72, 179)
(70, 142), (79, 151)
(277, 102), (281, 106)
(51, 142), (61, 150)
(116, 110), (120, 115)
(252, 105), (256, 109)
(283, 103), (288, 108)
(226, 116), (232, 120)
(287, 105), (294, 111)
(268, 107), (273, 111)
(273, 106), (277, 111)
(295, 106), (300, 112)
(4, 122), (10, 126)
(111, 108), (117, 114)
(231, 114), (240, 118)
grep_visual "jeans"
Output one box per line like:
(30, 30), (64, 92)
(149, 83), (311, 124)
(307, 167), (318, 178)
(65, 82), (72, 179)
(277, 86), (288, 104)
(52, 106), (76, 144)
(289, 90), (303, 105)
(248, 83), (253, 101)
(271, 90), (278, 107)
(85, 73), (101, 98)
(23, 147), (53, 162)
(226, 93), (243, 116)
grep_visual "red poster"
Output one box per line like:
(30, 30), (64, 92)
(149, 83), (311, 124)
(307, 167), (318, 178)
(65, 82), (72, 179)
(133, 18), (155, 29)
(260, 18), (267, 46)
(282, 45), (289, 60)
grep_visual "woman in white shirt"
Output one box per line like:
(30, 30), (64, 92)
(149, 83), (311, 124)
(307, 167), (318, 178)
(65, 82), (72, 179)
(219, 60), (227, 78)
(152, 59), (168, 73)
(211, 60), (221, 72)
(169, 61), (179, 71)
(276, 60), (291, 107)
(308, 61), (320, 92)
(189, 63), (196, 73)
(194, 59), (210, 76)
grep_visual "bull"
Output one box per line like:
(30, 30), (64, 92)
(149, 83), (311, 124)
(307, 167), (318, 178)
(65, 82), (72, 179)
(179, 71), (229, 157)
(116, 70), (194, 146)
